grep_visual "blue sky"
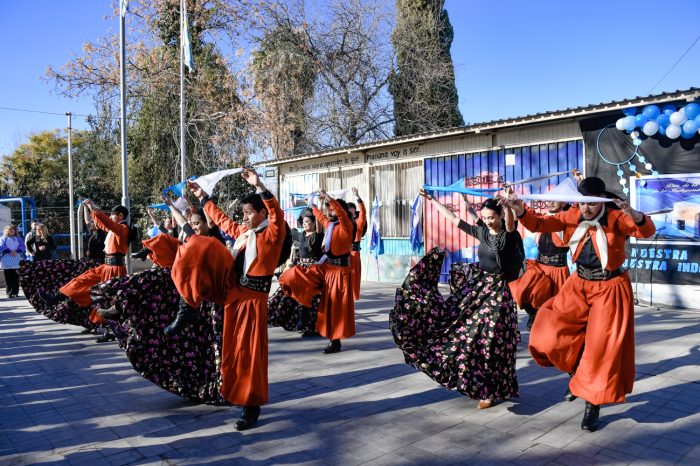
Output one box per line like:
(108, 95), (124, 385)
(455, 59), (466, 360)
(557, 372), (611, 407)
(1, 0), (699, 155)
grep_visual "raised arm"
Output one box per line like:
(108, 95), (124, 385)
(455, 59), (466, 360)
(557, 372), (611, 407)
(188, 180), (243, 238)
(505, 196), (568, 234)
(420, 188), (461, 226)
(612, 199), (656, 239)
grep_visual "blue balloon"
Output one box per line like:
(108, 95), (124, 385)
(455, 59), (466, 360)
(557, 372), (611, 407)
(635, 114), (649, 128)
(683, 119), (698, 135)
(681, 128), (695, 139)
(527, 246), (539, 259)
(523, 237), (535, 248)
(656, 113), (671, 127)
(622, 107), (637, 116)
(658, 125), (667, 136)
(662, 104), (677, 116)
(642, 105), (661, 119)
(684, 103), (700, 120)
(696, 114), (700, 125)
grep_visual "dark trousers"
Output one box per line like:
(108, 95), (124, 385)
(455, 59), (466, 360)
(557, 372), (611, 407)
(4, 269), (20, 296)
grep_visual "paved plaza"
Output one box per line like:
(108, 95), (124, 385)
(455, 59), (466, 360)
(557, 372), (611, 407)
(2, 281), (700, 465)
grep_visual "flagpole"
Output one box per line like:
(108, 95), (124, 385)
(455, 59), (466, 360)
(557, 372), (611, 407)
(66, 112), (76, 259)
(119, 0), (132, 273)
(180, 0), (186, 181)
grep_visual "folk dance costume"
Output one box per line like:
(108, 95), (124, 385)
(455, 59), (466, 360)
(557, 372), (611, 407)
(21, 258), (100, 328)
(279, 197), (356, 354)
(33, 205), (131, 338)
(508, 229), (570, 330)
(166, 177), (285, 430)
(348, 196), (367, 300)
(515, 177), (655, 431)
(268, 226), (323, 334)
(391, 220), (523, 406)
(90, 228), (229, 405)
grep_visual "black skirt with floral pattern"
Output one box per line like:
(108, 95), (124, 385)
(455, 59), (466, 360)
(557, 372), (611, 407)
(268, 258), (319, 334)
(91, 267), (228, 405)
(390, 247), (520, 401)
(20, 258), (100, 328)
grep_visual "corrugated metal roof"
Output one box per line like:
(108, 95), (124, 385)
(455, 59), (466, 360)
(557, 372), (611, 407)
(259, 87), (700, 167)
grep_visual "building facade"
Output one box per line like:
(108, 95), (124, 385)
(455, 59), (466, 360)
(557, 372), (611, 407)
(263, 88), (700, 307)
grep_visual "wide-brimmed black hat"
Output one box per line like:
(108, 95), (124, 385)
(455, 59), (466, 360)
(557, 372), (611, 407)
(577, 177), (621, 208)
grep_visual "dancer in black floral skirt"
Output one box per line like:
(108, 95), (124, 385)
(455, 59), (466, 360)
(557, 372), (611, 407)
(91, 267), (228, 404)
(91, 200), (229, 404)
(390, 190), (524, 409)
(268, 212), (323, 335)
(20, 258), (100, 329)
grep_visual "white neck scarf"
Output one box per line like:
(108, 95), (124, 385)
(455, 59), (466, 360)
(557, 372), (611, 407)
(317, 221), (337, 264)
(231, 218), (269, 276)
(568, 208), (607, 271)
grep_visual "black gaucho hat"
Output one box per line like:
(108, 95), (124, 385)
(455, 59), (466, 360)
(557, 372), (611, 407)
(577, 177), (621, 209)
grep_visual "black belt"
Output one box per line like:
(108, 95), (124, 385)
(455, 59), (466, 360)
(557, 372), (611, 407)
(239, 275), (272, 293)
(537, 253), (567, 267)
(576, 264), (623, 281)
(352, 242), (361, 252)
(325, 256), (349, 266)
(105, 254), (125, 266)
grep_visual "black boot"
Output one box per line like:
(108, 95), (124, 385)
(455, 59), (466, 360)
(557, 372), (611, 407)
(97, 305), (121, 320)
(581, 402), (600, 432)
(323, 339), (341, 354)
(131, 247), (152, 261)
(564, 373), (577, 402)
(164, 298), (198, 336)
(37, 290), (67, 307)
(523, 304), (537, 330)
(95, 328), (116, 343)
(235, 406), (261, 431)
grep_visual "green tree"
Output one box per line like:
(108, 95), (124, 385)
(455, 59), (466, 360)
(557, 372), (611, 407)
(251, 25), (316, 158)
(389, 0), (464, 136)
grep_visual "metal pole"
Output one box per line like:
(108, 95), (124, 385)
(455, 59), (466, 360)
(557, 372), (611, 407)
(66, 112), (76, 259)
(180, 0), (186, 181)
(76, 203), (83, 259)
(119, 3), (132, 273)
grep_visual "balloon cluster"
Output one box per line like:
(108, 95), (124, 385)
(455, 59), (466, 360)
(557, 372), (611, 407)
(616, 103), (700, 140)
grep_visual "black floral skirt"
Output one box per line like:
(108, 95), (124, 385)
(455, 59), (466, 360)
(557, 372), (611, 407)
(91, 267), (228, 405)
(268, 259), (319, 334)
(20, 258), (100, 328)
(390, 247), (520, 401)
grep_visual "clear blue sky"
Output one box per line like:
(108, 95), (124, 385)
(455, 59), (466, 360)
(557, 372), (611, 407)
(1, 0), (699, 155)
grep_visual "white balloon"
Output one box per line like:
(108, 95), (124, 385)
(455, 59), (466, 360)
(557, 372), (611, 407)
(680, 106), (686, 114)
(666, 124), (682, 139)
(669, 111), (688, 126)
(616, 118), (626, 131)
(622, 115), (637, 131)
(642, 121), (659, 136)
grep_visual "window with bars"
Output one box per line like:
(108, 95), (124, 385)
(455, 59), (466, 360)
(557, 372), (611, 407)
(370, 161), (423, 237)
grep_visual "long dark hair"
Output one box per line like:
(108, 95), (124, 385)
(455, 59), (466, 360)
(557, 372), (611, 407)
(480, 198), (503, 216)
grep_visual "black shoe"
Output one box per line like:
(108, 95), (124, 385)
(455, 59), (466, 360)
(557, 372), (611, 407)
(37, 290), (65, 307)
(301, 330), (319, 338)
(234, 406), (260, 431)
(95, 331), (116, 343)
(581, 402), (600, 432)
(97, 305), (121, 320)
(80, 327), (95, 334)
(164, 298), (198, 336)
(131, 248), (152, 261)
(323, 339), (341, 354)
